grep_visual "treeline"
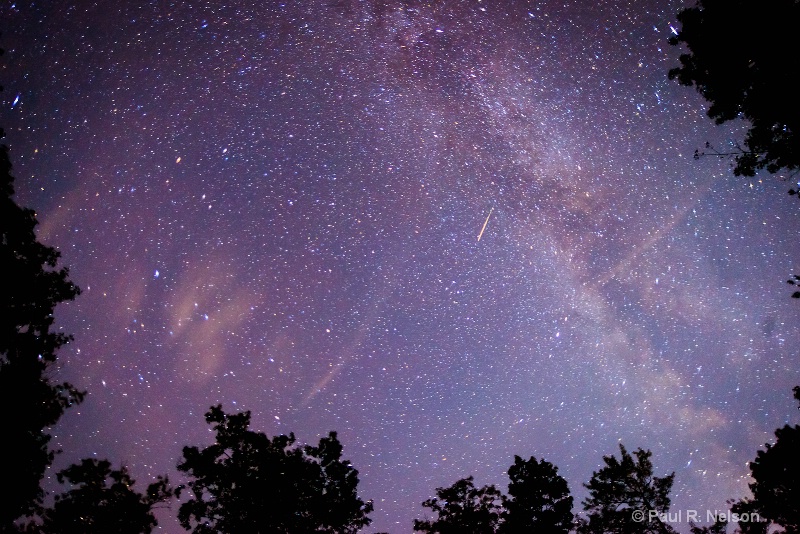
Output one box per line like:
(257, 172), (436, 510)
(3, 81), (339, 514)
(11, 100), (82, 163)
(2, 121), (799, 532)
(411, 400), (800, 534)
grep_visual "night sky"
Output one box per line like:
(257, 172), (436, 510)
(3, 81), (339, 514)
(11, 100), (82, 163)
(2, 1), (799, 532)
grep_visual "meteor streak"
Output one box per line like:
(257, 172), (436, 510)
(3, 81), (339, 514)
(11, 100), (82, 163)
(477, 207), (494, 241)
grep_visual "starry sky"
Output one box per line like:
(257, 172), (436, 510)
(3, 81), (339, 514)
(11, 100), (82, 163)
(2, 1), (799, 532)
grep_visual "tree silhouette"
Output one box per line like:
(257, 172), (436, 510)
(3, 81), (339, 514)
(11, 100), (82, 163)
(413, 476), (503, 534)
(668, 0), (800, 177)
(1, 68), (84, 528)
(732, 387), (800, 534)
(689, 517), (727, 534)
(787, 275), (800, 299)
(36, 458), (172, 534)
(578, 444), (676, 534)
(176, 404), (373, 534)
(500, 455), (573, 534)
(729, 499), (768, 534)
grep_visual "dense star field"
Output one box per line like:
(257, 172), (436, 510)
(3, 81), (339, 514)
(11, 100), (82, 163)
(2, 1), (799, 532)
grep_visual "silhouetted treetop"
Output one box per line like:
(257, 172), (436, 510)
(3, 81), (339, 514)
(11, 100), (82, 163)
(1, 118), (84, 528)
(37, 458), (172, 534)
(414, 476), (503, 534)
(176, 404), (373, 534)
(578, 444), (676, 534)
(669, 0), (800, 177)
(732, 387), (800, 534)
(501, 455), (573, 534)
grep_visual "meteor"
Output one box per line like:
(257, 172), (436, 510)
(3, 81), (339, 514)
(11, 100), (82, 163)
(477, 207), (494, 242)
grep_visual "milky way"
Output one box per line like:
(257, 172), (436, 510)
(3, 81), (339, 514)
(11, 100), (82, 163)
(2, 1), (799, 532)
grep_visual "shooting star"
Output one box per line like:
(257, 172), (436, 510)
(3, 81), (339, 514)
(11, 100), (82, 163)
(477, 207), (494, 242)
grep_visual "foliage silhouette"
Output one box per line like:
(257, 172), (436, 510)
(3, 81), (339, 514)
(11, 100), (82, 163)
(787, 275), (800, 299)
(176, 404), (373, 533)
(413, 476), (503, 534)
(729, 499), (768, 534)
(732, 387), (800, 534)
(578, 444), (676, 534)
(668, 0), (800, 178)
(500, 455), (573, 534)
(1, 64), (84, 529)
(688, 517), (727, 534)
(36, 458), (172, 534)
